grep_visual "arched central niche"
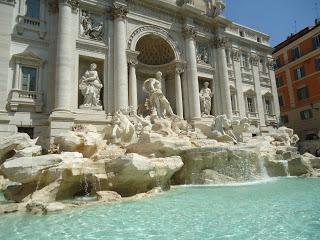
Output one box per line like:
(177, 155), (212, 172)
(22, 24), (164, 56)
(136, 34), (175, 65)
(134, 33), (178, 115)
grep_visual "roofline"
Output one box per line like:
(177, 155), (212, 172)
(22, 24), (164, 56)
(273, 22), (320, 53)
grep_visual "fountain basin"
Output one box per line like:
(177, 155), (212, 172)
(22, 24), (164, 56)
(0, 178), (319, 240)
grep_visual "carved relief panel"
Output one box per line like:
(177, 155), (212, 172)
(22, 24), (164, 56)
(196, 42), (210, 64)
(79, 9), (104, 41)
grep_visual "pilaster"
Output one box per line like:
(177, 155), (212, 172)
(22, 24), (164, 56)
(251, 54), (266, 126)
(232, 48), (246, 117)
(268, 59), (280, 122)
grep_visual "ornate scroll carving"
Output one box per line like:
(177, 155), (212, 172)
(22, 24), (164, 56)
(182, 26), (197, 39)
(65, 0), (79, 11)
(112, 3), (128, 19)
(250, 55), (259, 66)
(48, 0), (79, 13)
(267, 58), (275, 70)
(212, 36), (228, 49)
(127, 51), (139, 65)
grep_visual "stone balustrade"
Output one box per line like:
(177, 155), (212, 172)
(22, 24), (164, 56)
(8, 89), (43, 112)
(16, 15), (47, 39)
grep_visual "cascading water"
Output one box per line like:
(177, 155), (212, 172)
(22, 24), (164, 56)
(279, 160), (290, 176)
(257, 155), (270, 180)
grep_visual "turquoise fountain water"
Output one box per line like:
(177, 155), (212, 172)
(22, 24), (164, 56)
(0, 178), (320, 240)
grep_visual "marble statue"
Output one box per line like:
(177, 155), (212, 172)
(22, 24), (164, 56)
(199, 82), (212, 116)
(131, 111), (152, 135)
(212, 115), (237, 143)
(231, 117), (250, 143)
(213, 0), (225, 17)
(143, 71), (174, 118)
(80, 10), (103, 41)
(79, 63), (103, 110)
(109, 110), (137, 144)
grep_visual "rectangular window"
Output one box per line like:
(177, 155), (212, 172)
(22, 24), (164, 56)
(240, 31), (244, 37)
(278, 96), (284, 106)
(280, 115), (289, 124)
(247, 97), (255, 113)
(257, 37), (261, 43)
(231, 95), (236, 111)
(21, 66), (37, 91)
(264, 99), (273, 115)
(259, 58), (267, 72)
(312, 35), (320, 49)
(315, 58), (320, 71)
(300, 109), (313, 120)
(294, 66), (305, 80)
(26, 0), (40, 19)
(297, 87), (309, 100)
(291, 47), (300, 61)
(242, 54), (249, 68)
(276, 76), (284, 88)
(275, 57), (281, 69)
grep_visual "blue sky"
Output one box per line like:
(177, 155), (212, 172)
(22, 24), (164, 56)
(224, 0), (319, 46)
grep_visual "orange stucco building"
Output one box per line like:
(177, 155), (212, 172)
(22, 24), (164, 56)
(273, 20), (320, 140)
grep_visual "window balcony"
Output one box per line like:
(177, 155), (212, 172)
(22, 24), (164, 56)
(232, 110), (240, 117)
(265, 114), (277, 125)
(260, 77), (271, 87)
(246, 112), (259, 119)
(8, 89), (43, 113)
(16, 15), (47, 39)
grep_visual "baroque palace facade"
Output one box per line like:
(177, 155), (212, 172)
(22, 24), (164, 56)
(0, 0), (279, 148)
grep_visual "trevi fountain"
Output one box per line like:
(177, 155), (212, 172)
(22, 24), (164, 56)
(0, 0), (319, 239)
(0, 73), (320, 239)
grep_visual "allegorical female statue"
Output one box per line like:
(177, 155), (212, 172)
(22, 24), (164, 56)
(79, 63), (103, 110)
(199, 81), (213, 116)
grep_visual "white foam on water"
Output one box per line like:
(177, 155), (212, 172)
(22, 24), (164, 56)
(173, 177), (279, 188)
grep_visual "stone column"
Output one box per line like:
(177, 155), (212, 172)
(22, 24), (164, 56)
(251, 54), (266, 125)
(127, 51), (139, 112)
(112, 3), (129, 111)
(231, 49), (246, 117)
(214, 36), (233, 119)
(183, 26), (201, 120)
(0, 0), (14, 113)
(13, 62), (20, 89)
(106, 16), (114, 114)
(268, 58), (280, 121)
(54, 0), (79, 112)
(175, 64), (184, 118)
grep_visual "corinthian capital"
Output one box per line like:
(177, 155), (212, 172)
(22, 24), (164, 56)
(182, 26), (197, 39)
(112, 3), (128, 19)
(211, 36), (228, 49)
(61, 0), (79, 11)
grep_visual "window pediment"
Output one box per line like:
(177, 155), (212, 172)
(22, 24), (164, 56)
(12, 51), (45, 65)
